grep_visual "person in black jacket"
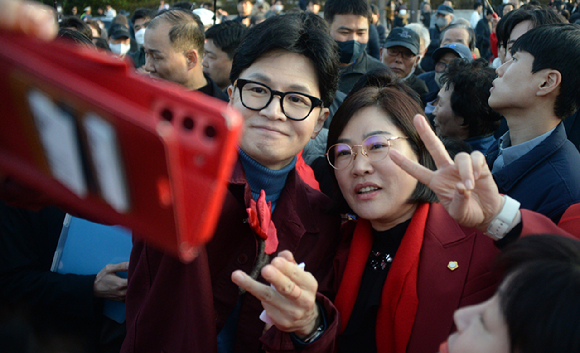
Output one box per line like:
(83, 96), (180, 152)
(0, 202), (128, 353)
(475, 9), (494, 62)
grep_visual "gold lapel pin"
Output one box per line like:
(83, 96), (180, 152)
(447, 261), (459, 271)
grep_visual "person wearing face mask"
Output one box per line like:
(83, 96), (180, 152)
(421, 4), (454, 72)
(108, 23), (131, 57)
(380, 27), (428, 97)
(264, 0), (284, 18)
(393, 5), (408, 28)
(324, 0), (387, 94)
(129, 8), (153, 68)
(417, 42), (472, 114)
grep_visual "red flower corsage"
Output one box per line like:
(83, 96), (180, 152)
(246, 190), (278, 254)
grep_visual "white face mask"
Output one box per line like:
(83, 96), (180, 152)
(435, 17), (449, 28)
(399, 9), (407, 16)
(109, 42), (131, 55)
(135, 28), (146, 46)
(273, 4), (284, 12)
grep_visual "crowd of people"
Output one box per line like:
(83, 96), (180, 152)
(2, 0), (580, 352)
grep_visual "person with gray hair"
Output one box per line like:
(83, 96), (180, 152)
(405, 22), (430, 74)
(440, 21), (476, 53)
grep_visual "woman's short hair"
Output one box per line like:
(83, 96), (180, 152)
(440, 58), (501, 138)
(327, 78), (438, 214)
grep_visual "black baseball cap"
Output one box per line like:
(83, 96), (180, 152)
(109, 23), (130, 39)
(384, 27), (420, 55)
(437, 4), (454, 15)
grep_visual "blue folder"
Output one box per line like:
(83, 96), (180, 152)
(51, 214), (133, 323)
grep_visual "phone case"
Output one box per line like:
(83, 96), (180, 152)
(0, 30), (243, 262)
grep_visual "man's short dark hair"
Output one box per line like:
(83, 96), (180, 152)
(474, 2), (482, 10)
(511, 23), (580, 119)
(94, 37), (109, 50)
(497, 234), (580, 353)
(150, 9), (205, 54)
(131, 8), (154, 23)
(60, 16), (93, 40)
(500, 6), (564, 49)
(495, 8), (513, 48)
(85, 18), (101, 36)
(441, 58), (501, 138)
(57, 28), (95, 48)
(205, 21), (246, 60)
(370, 4), (379, 15)
(441, 22), (476, 51)
(323, 0), (372, 26)
(230, 12), (339, 108)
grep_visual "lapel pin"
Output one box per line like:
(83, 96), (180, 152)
(447, 261), (459, 271)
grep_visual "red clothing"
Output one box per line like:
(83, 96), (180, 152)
(122, 159), (341, 353)
(262, 205), (572, 353)
(296, 151), (320, 191)
(559, 202), (580, 236)
(490, 32), (498, 59)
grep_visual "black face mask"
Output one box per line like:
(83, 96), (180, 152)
(336, 40), (367, 64)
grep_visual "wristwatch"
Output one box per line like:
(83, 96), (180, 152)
(486, 195), (521, 240)
(302, 321), (325, 343)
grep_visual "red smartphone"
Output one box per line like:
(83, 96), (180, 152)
(0, 30), (243, 262)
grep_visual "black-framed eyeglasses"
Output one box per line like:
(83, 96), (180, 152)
(326, 135), (408, 170)
(234, 79), (323, 121)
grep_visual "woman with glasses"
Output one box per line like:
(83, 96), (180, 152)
(236, 75), (571, 353)
(323, 79), (499, 353)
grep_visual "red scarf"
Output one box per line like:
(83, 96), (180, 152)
(334, 203), (430, 353)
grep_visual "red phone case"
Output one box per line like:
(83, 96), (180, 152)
(0, 31), (243, 262)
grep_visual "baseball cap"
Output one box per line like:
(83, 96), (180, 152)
(193, 8), (215, 27)
(385, 27), (420, 55)
(433, 43), (473, 62)
(109, 23), (131, 39)
(436, 4), (454, 15)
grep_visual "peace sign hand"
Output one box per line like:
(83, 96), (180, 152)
(389, 115), (504, 233)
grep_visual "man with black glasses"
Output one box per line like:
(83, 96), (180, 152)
(123, 13), (342, 353)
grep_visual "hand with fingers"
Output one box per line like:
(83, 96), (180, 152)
(93, 261), (129, 302)
(390, 114), (505, 233)
(231, 250), (322, 338)
(0, 0), (58, 41)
